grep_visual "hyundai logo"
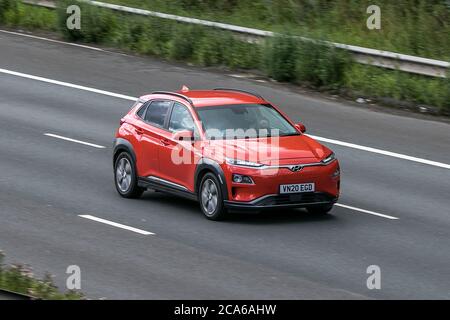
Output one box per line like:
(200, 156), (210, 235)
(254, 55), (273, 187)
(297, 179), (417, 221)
(289, 165), (303, 172)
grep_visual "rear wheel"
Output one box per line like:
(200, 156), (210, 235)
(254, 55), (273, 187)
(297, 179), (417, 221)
(306, 204), (334, 215)
(199, 173), (227, 221)
(114, 152), (144, 198)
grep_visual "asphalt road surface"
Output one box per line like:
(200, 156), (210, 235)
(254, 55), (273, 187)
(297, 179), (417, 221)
(0, 30), (449, 299)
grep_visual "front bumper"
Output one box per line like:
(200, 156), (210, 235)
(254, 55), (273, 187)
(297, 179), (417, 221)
(222, 159), (340, 204)
(224, 192), (338, 211)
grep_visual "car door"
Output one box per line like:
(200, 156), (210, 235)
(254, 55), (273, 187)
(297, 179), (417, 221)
(157, 102), (199, 192)
(136, 100), (173, 178)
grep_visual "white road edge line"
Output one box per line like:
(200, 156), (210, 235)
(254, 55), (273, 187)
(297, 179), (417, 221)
(0, 68), (136, 101)
(335, 203), (399, 220)
(307, 134), (450, 170)
(79, 215), (155, 235)
(44, 133), (106, 149)
(1, 67), (449, 170)
(0, 29), (105, 52)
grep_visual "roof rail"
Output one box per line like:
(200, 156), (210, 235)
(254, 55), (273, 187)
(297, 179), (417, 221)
(152, 91), (194, 105)
(213, 88), (264, 100)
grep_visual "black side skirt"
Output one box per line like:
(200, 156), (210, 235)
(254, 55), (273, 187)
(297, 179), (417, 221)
(138, 177), (198, 202)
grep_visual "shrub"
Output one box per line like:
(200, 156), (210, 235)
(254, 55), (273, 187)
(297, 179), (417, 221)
(264, 35), (298, 82)
(296, 40), (350, 88)
(194, 30), (225, 66)
(222, 35), (262, 69)
(0, 0), (18, 23)
(344, 64), (450, 114)
(0, 0), (56, 30)
(168, 25), (200, 61)
(58, 0), (118, 43)
(0, 251), (84, 300)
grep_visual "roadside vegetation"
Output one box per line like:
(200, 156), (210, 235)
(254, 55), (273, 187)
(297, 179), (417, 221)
(0, 251), (84, 299)
(103, 0), (450, 61)
(0, 0), (57, 30)
(0, 0), (449, 114)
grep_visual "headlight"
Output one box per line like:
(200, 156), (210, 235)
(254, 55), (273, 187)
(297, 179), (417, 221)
(225, 158), (264, 168)
(321, 152), (336, 165)
(232, 174), (254, 184)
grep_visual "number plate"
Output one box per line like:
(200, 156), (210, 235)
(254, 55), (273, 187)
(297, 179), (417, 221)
(279, 183), (315, 194)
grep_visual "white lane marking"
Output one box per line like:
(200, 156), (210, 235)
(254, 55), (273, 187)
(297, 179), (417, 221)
(79, 215), (155, 235)
(0, 67), (448, 170)
(336, 203), (399, 220)
(44, 133), (106, 149)
(307, 134), (450, 170)
(0, 68), (136, 101)
(0, 29), (105, 52)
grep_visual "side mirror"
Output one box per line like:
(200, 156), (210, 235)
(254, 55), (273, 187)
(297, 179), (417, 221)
(173, 130), (194, 141)
(295, 122), (306, 133)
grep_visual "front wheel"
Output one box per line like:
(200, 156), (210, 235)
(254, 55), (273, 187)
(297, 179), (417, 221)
(199, 173), (227, 220)
(306, 204), (334, 215)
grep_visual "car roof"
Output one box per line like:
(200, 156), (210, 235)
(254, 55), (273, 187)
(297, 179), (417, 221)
(140, 89), (267, 108)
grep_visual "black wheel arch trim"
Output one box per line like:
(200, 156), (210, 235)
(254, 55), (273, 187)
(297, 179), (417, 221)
(195, 158), (229, 200)
(113, 138), (136, 165)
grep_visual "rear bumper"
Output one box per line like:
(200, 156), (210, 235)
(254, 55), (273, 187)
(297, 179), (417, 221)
(223, 192), (338, 211)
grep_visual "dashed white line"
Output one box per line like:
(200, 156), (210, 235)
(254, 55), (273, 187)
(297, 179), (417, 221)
(79, 215), (155, 235)
(44, 133), (106, 149)
(1, 67), (449, 170)
(336, 203), (399, 220)
(308, 134), (450, 170)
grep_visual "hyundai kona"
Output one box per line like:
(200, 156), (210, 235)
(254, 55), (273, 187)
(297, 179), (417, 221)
(113, 88), (340, 220)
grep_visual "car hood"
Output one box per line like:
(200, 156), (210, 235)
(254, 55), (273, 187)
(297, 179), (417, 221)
(205, 134), (331, 165)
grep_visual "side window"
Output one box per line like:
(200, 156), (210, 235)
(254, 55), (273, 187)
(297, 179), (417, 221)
(136, 103), (147, 119)
(169, 103), (195, 132)
(144, 100), (171, 127)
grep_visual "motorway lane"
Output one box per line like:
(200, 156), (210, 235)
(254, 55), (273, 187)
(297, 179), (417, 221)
(0, 31), (449, 299)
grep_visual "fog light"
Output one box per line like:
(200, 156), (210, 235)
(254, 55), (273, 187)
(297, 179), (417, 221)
(232, 174), (253, 184)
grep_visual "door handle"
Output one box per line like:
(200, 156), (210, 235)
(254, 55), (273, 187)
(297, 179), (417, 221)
(160, 138), (170, 146)
(135, 127), (144, 135)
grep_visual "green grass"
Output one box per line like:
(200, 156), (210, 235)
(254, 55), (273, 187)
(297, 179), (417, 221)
(345, 64), (450, 109)
(0, 251), (84, 300)
(0, 0), (57, 31)
(102, 0), (450, 61)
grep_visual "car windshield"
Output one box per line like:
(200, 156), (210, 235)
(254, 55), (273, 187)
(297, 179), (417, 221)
(196, 104), (299, 139)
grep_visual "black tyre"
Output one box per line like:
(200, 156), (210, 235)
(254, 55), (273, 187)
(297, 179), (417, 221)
(306, 204), (334, 215)
(114, 152), (144, 199)
(199, 173), (227, 220)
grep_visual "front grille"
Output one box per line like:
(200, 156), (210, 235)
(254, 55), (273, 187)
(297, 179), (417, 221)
(255, 192), (334, 206)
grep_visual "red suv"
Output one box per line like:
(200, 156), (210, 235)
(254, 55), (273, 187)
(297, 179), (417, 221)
(113, 88), (340, 220)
